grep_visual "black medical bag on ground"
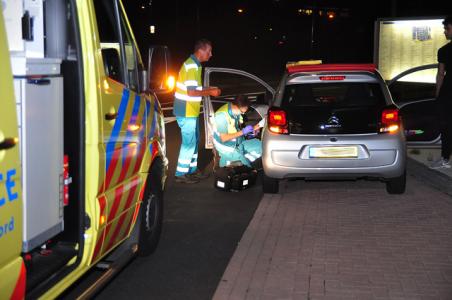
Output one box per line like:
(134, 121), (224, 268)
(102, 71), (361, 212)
(214, 165), (258, 192)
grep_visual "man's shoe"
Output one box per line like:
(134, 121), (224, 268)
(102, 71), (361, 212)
(187, 170), (210, 180)
(430, 158), (451, 169)
(174, 174), (200, 184)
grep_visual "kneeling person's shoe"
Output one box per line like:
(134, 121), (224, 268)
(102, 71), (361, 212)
(174, 174), (200, 184)
(188, 170), (210, 180)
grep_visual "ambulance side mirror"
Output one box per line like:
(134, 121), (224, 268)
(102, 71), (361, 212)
(140, 70), (149, 93)
(147, 45), (173, 94)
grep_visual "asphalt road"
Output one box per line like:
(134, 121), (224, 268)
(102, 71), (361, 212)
(95, 111), (264, 300)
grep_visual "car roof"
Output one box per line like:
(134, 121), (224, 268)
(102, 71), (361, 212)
(286, 63), (377, 74)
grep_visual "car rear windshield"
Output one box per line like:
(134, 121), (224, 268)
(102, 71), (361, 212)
(282, 82), (387, 108)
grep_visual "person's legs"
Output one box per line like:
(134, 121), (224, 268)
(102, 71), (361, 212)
(442, 109), (452, 160)
(188, 117), (200, 174)
(431, 100), (451, 168)
(242, 139), (262, 163)
(217, 148), (251, 167)
(175, 117), (198, 177)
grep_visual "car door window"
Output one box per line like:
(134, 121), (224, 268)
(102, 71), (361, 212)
(389, 67), (436, 105)
(203, 68), (275, 149)
(389, 65), (440, 144)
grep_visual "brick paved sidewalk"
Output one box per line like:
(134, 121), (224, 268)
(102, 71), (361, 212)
(213, 178), (452, 300)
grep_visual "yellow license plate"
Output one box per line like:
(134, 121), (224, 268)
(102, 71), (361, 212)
(309, 146), (358, 158)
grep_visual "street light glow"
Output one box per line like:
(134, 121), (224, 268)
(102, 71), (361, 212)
(238, 8), (244, 13)
(327, 11), (336, 20)
(298, 9), (313, 16)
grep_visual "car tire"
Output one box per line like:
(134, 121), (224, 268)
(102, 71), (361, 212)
(137, 159), (164, 256)
(263, 174), (279, 194)
(386, 171), (406, 194)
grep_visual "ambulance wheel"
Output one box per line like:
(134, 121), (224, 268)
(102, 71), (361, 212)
(138, 159), (164, 256)
(263, 174), (279, 194)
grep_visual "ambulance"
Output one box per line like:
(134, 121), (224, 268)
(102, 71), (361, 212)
(0, 0), (170, 298)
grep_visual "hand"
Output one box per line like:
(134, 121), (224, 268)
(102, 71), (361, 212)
(210, 87), (221, 97)
(242, 125), (254, 135)
(253, 124), (260, 131)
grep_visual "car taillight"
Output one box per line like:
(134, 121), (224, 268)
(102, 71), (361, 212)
(319, 75), (346, 81)
(268, 109), (288, 134)
(379, 108), (400, 133)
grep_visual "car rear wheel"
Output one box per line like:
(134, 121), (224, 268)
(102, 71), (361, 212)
(263, 174), (279, 194)
(386, 171), (406, 194)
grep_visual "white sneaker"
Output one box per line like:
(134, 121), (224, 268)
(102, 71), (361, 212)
(430, 158), (451, 169)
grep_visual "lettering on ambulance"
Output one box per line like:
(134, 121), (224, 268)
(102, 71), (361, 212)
(0, 169), (18, 207)
(0, 169), (18, 240)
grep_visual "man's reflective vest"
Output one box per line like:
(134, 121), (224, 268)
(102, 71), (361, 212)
(213, 103), (243, 153)
(173, 55), (203, 117)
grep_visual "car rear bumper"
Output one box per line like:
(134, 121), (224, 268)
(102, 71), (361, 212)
(262, 130), (406, 179)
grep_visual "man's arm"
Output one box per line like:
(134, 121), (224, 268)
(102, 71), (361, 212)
(188, 86), (221, 97)
(436, 63), (445, 97)
(220, 131), (244, 143)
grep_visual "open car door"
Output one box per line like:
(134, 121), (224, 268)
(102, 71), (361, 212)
(388, 64), (441, 147)
(203, 68), (275, 149)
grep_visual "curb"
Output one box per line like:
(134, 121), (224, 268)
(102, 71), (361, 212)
(407, 157), (452, 197)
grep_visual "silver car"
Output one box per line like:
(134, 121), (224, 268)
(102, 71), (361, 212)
(262, 63), (406, 194)
(203, 64), (442, 195)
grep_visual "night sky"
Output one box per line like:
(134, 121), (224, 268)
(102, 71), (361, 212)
(124, 0), (451, 78)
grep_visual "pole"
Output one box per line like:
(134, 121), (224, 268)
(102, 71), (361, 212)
(196, 0), (201, 37)
(310, 4), (316, 58)
(391, 0), (397, 17)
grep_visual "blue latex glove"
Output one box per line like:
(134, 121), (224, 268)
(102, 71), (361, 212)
(242, 125), (254, 135)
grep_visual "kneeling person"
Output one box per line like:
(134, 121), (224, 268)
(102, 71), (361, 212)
(214, 95), (262, 167)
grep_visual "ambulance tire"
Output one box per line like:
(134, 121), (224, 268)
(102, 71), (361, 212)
(138, 159), (164, 256)
(263, 174), (279, 194)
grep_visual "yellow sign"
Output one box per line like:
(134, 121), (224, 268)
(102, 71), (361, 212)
(286, 60), (322, 68)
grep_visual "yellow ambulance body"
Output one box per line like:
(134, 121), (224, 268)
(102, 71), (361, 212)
(0, 0), (168, 298)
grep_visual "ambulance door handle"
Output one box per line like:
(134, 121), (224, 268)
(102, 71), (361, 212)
(105, 112), (118, 121)
(0, 138), (18, 150)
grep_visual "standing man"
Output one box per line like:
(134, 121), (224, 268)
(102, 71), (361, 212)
(432, 16), (452, 169)
(173, 39), (221, 183)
